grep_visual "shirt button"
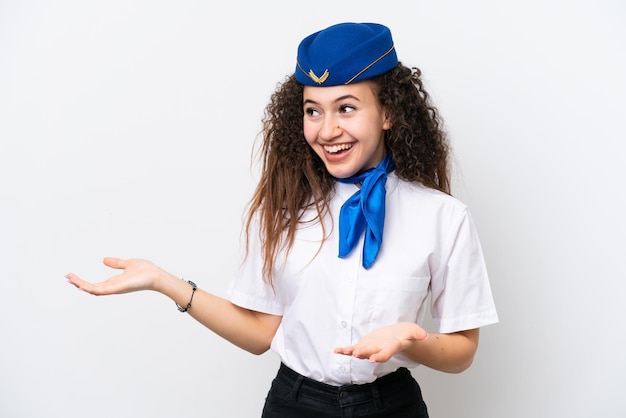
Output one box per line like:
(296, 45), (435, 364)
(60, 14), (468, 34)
(339, 365), (346, 373)
(340, 321), (348, 328)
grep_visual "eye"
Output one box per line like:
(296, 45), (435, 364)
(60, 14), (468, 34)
(339, 104), (356, 114)
(305, 107), (320, 117)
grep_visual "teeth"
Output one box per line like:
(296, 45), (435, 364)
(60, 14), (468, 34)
(324, 144), (352, 154)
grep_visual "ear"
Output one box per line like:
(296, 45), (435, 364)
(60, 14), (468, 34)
(383, 109), (393, 130)
(383, 119), (392, 130)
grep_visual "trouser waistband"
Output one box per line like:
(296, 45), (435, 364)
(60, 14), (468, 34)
(275, 363), (412, 407)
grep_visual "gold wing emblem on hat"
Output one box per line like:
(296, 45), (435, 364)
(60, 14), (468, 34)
(308, 69), (329, 84)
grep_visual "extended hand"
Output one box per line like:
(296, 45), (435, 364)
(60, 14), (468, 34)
(66, 257), (162, 295)
(334, 322), (428, 363)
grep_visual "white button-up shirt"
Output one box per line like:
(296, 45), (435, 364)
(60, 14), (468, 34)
(227, 173), (498, 385)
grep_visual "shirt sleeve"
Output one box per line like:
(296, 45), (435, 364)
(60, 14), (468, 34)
(226, 218), (284, 316)
(430, 208), (499, 333)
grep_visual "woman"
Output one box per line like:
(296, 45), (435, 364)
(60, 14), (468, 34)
(67, 22), (498, 417)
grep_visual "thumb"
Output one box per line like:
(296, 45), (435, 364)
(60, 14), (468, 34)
(103, 257), (128, 270)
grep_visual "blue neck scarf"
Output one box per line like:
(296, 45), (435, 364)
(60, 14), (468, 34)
(335, 153), (394, 269)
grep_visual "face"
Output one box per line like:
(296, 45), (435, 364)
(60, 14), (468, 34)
(302, 81), (391, 179)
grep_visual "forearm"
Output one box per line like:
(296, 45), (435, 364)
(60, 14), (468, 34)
(157, 270), (280, 355)
(66, 257), (280, 355)
(404, 328), (479, 373)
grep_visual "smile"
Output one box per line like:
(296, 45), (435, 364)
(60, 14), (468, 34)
(324, 144), (353, 154)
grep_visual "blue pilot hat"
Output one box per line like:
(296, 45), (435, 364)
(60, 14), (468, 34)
(295, 22), (398, 86)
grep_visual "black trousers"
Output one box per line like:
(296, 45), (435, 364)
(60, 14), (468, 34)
(261, 363), (429, 418)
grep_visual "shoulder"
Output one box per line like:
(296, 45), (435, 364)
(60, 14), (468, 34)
(387, 173), (468, 214)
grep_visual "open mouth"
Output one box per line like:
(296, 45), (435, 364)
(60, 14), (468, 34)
(324, 144), (353, 154)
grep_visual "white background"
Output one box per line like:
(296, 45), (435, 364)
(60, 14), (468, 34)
(1, 1), (625, 417)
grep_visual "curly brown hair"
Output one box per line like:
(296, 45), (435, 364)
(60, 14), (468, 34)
(245, 63), (450, 281)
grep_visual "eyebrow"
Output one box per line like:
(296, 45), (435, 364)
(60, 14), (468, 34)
(303, 95), (361, 106)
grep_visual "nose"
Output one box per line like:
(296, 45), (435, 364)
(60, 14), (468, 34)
(319, 116), (342, 141)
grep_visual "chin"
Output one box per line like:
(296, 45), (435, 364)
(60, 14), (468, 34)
(325, 165), (358, 179)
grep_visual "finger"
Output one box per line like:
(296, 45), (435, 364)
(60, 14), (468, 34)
(103, 257), (128, 270)
(334, 346), (354, 355)
(65, 272), (124, 296)
(363, 343), (396, 362)
(367, 349), (393, 363)
(352, 345), (380, 359)
(65, 273), (97, 294)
